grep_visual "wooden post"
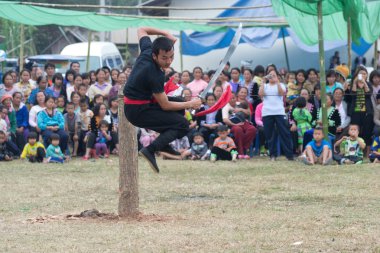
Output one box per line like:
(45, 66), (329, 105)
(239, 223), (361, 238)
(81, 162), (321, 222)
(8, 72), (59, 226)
(347, 17), (352, 73)
(318, 1), (328, 139)
(118, 84), (139, 217)
(86, 31), (92, 72)
(125, 28), (130, 63)
(179, 31), (184, 72)
(374, 37), (378, 70)
(281, 28), (290, 71)
(19, 24), (24, 70)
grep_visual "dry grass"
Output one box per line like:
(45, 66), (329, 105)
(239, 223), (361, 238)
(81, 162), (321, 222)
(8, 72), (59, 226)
(0, 156), (379, 252)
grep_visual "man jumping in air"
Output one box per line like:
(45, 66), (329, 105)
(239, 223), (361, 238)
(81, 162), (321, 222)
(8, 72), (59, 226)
(123, 27), (202, 173)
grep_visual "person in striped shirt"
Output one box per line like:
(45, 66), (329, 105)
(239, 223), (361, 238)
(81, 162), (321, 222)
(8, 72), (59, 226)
(210, 125), (238, 162)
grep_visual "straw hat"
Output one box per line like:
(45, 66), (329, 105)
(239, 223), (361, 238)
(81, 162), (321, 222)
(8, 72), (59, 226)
(334, 65), (349, 81)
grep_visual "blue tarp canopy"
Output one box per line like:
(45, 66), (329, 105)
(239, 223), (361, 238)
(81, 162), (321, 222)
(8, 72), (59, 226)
(181, 0), (372, 56)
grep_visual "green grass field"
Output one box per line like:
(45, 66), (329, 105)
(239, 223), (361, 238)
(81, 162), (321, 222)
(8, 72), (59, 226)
(0, 157), (379, 252)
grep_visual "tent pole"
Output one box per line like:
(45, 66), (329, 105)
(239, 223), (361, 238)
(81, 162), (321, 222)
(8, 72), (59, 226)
(347, 17), (352, 73)
(86, 31), (92, 72)
(125, 28), (129, 64)
(281, 28), (290, 71)
(318, 1), (328, 139)
(374, 37), (378, 70)
(19, 24), (24, 70)
(179, 31), (184, 72)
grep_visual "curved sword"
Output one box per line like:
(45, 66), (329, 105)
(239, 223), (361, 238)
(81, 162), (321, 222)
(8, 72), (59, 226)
(199, 23), (243, 99)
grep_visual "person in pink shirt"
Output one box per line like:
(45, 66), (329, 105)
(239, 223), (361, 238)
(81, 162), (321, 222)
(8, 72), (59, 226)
(187, 67), (208, 98)
(255, 102), (267, 156)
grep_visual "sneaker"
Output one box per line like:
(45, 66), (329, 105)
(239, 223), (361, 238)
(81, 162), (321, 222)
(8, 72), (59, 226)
(210, 153), (217, 162)
(139, 147), (159, 173)
(238, 155), (245, 159)
(82, 155), (89, 161)
(243, 155), (250, 159)
(355, 160), (363, 165)
(270, 156), (276, 162)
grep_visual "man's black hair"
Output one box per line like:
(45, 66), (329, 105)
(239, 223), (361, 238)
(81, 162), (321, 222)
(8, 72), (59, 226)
(152, 37), (174, 56)
(44, 63), (55, 70)
(217, 125), (229, 132)
(70, 61), (80, 68)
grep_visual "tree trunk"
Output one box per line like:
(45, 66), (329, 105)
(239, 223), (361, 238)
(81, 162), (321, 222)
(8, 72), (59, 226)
(118, 84), (139, 217)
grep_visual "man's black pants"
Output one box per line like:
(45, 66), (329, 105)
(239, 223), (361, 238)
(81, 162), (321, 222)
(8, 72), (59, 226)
(124, 97), (189, 153)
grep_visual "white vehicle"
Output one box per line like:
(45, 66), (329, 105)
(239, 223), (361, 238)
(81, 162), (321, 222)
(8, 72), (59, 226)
(60, 42), (124, 72)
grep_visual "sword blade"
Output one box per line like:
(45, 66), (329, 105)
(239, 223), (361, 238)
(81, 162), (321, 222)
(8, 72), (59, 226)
(199, 23), (243, 98)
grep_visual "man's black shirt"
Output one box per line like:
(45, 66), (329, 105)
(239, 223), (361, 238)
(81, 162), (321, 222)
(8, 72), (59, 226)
(123, 36), (165, 100)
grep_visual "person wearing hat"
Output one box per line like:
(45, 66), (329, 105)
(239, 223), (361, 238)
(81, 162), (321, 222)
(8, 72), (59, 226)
(334, 64), (350, 91)
(0, 94), (17, 142)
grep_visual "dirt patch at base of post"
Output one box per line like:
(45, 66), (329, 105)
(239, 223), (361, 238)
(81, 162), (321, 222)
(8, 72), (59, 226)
(24, 209), (183, 224)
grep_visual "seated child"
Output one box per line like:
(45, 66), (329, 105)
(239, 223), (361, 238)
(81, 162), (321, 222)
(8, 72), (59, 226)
(334, 124), (365, 165)
(292, 97), (312, 153)
(0, 130), (15, 161)
(182, 132), (210, 160)
(160, 136), (190, 160)
(64, 102), (79, 156)
(369, 135), (380, 163)
(21, 132), (46, 163)
(210, 125), (238, 162)
(302, 127), (333, 165)
(95, 120), (112, 158)
(46, 133), (66, 163)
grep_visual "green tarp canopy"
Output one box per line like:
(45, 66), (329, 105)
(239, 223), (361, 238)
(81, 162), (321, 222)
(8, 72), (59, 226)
(0, 1), (226, 32)
(272, 0), (380, 45)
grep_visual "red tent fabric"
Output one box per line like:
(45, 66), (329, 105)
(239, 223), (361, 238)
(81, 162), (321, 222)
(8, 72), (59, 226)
(195, 85), (232, 117)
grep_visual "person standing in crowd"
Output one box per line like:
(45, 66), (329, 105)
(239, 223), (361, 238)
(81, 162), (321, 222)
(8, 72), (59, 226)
(0, 71), (20, 98)
(369, 69), (380, 107)
(325, 69), (343, 94)
(15, 69), (34, 103)
(347, 66), (373, 154)
(229, 68), (241, 93)
(49, 73), (66, 100)
(187, 67), (208, 98)
(28, 75), (54, 105)
(180, 70), (191, 88)
(303, 68), (319, 94)
(70, 61), (81, 74)
(253, 65), (265, 87)
(109, 72), (127, 101)
(44, 63), (55, 87)
(88, 68), (112, 102)
(239, 68), (255, 104)
(259, 68), (294, 161)
(110, 69), (120, 86)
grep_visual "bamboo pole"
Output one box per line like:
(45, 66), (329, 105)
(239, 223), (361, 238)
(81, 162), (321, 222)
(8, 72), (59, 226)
(118, 83), (139, 217)
(86, 31), (92, 72)
(21, 2), (273, 11)
(317, 1), (328, 139)
(281, 28), (290, 71)
(347, 17), (352, 73)
(125, 28), (129, 64)
(179, 31), (183, 72)
(19, 24), (24, 70)
(374, 37), (378, 70)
